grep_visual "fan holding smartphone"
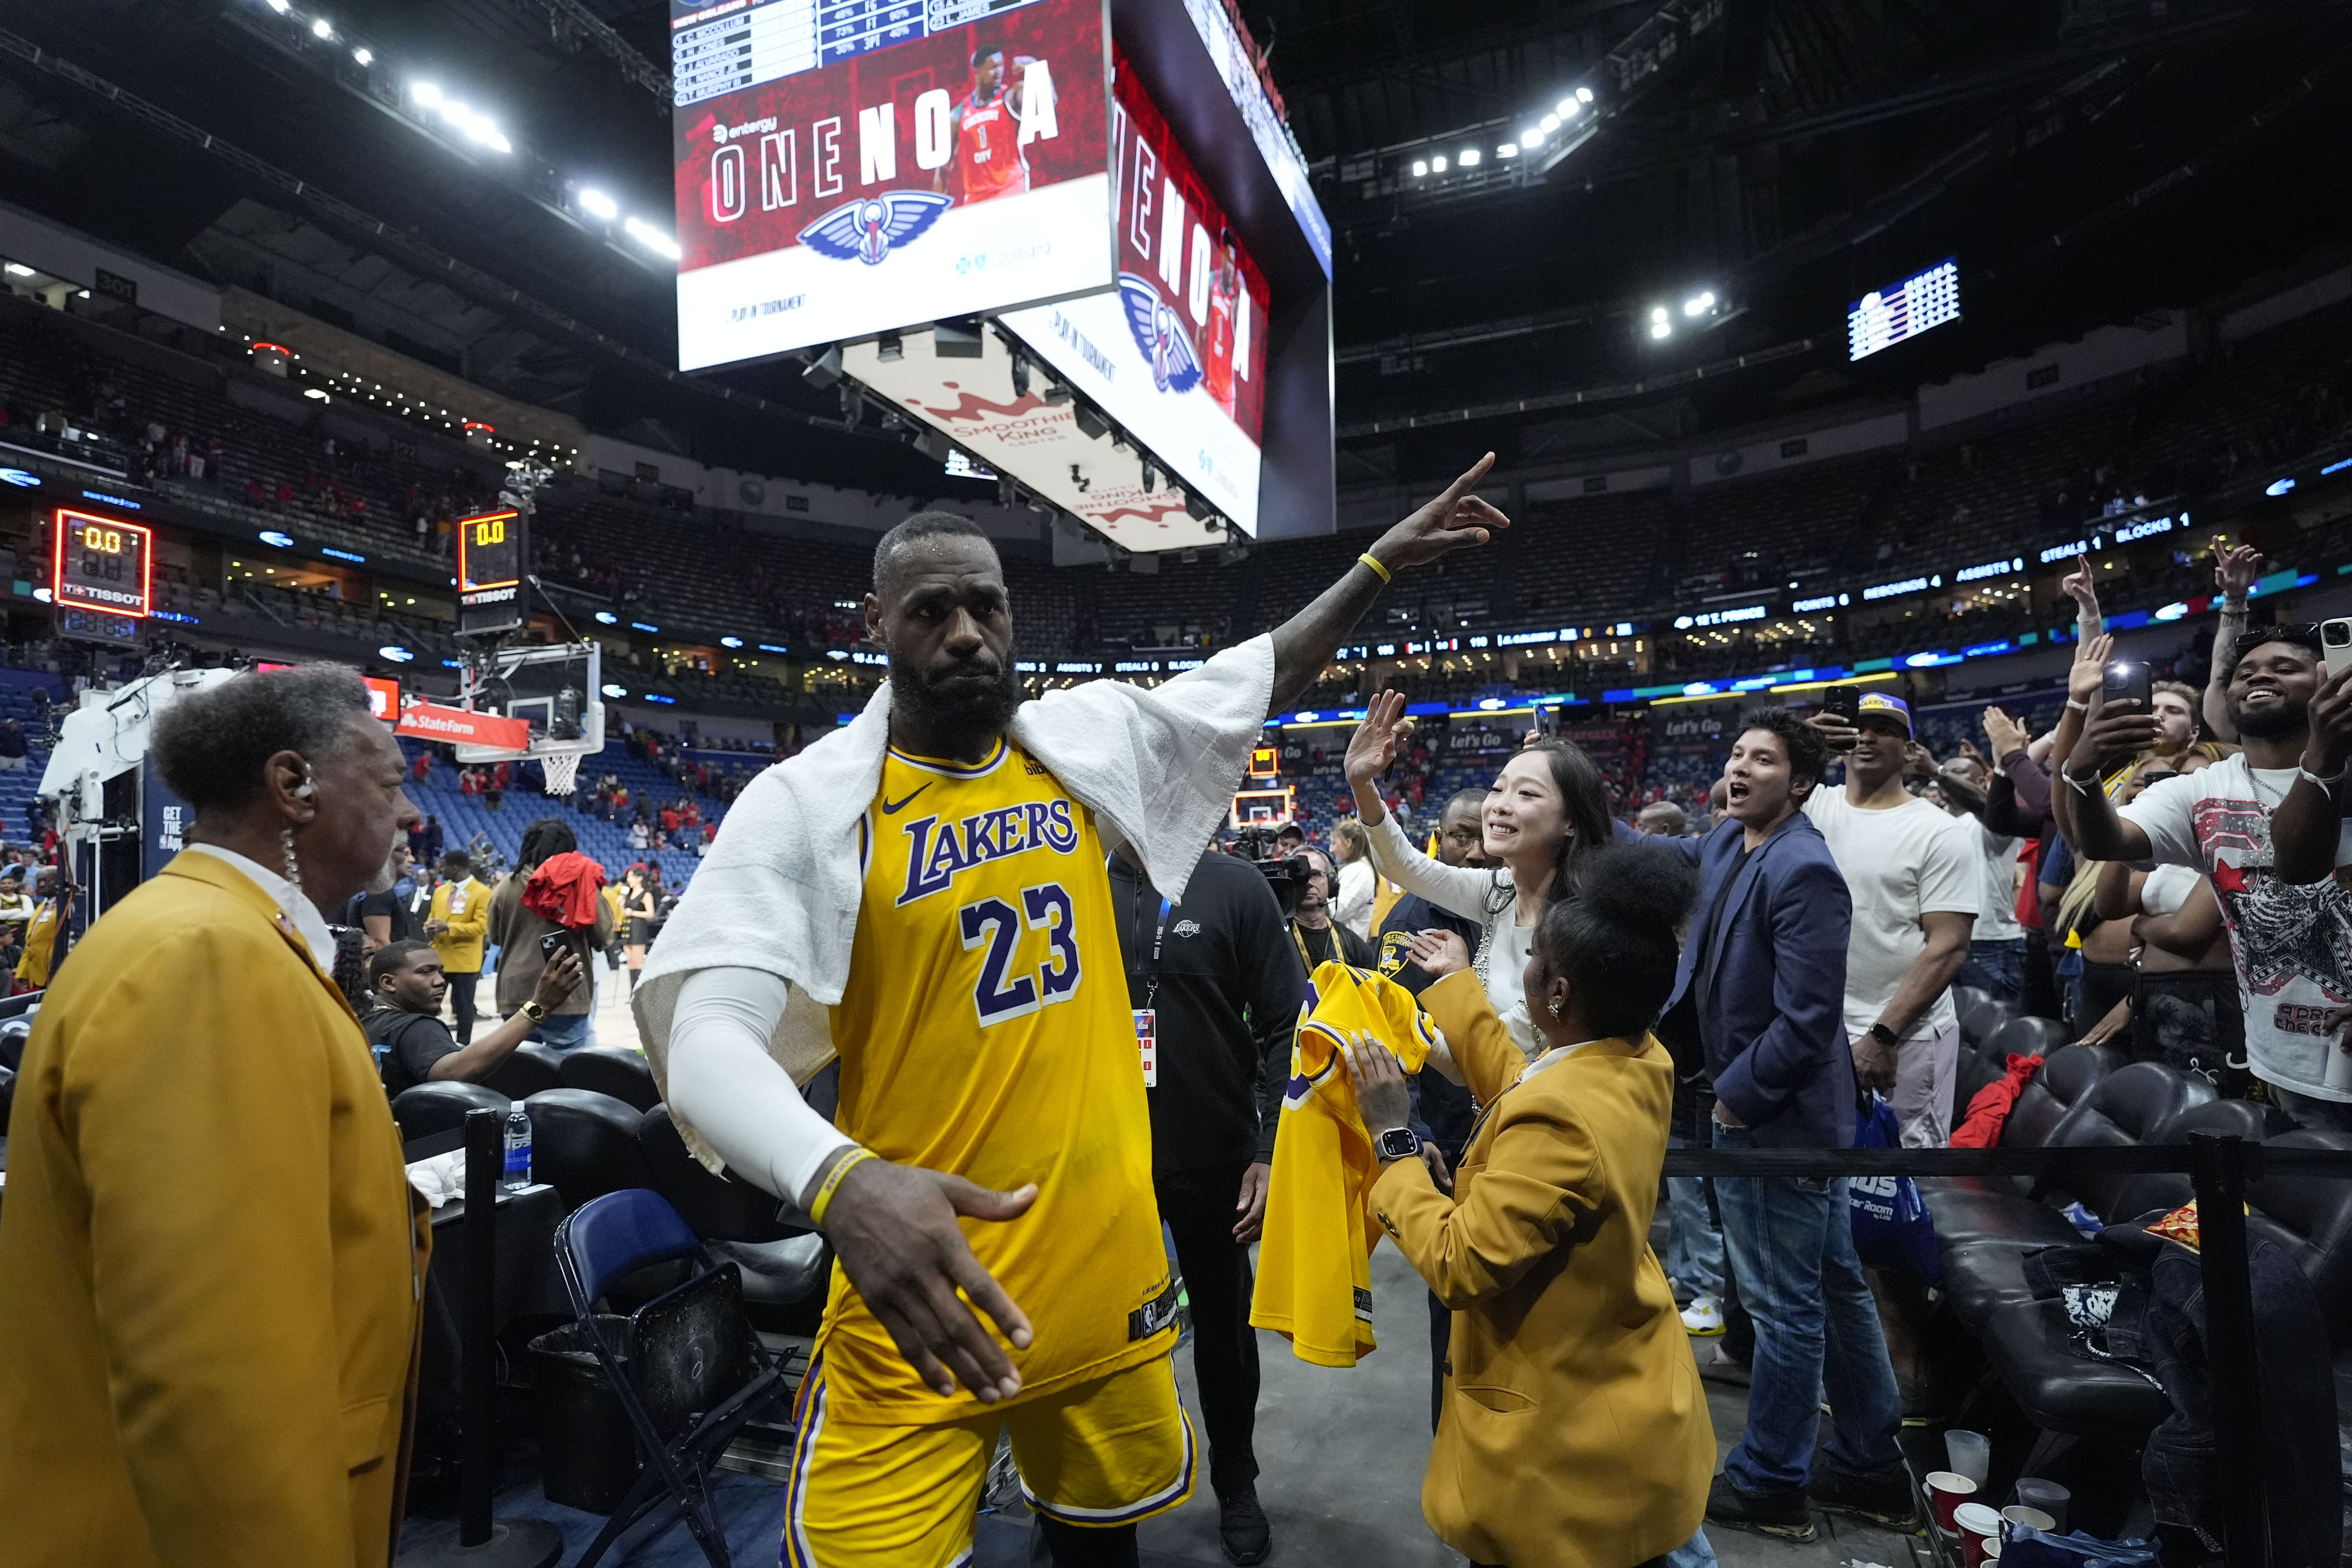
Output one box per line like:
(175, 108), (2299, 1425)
(489, 818), (618, 1049)
(2065, 622), (2352, 1116)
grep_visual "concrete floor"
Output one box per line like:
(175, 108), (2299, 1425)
(556, 978), (1927, 1568)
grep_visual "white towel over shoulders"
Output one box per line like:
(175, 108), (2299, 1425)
(632, 635), (1276, 1169)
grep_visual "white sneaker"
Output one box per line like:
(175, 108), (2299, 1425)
(1681, 1296), (1725, 1336)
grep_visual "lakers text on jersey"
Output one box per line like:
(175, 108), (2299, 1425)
(822, 737), (1174, 1423)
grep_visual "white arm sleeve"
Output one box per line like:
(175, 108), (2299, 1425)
(1364, 812), (1497, 924)
(667, 966), (856, 1207)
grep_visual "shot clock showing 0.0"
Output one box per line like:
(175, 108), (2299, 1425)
(456, 508), (523, 593)
(50, 508), (153, 619)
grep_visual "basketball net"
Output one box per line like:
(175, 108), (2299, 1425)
(541, 752), (582, 797)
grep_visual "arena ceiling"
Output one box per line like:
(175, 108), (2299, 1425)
(1, 0), (2347, 497)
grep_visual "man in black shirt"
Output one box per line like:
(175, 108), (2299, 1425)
(346, 846), (416, 951)
(1289, 844), (1374, 970)
(365, 938), (584, 1096)
(1108, 847), (1305, 1567)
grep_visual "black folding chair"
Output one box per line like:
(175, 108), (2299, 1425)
(552, 1188), (791, 1568)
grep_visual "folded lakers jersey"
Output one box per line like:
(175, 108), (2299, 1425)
(1250, 962), (1437, 1367)
(821, 738), (1176, 1423)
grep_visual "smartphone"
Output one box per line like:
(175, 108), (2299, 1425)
(1534, 704), (1559, 739)
(2321, 617), (2352, 679)
(539, 930), (579, 966)
(2102, 658), (2152, 711)
(1821, 684), (1860, 724)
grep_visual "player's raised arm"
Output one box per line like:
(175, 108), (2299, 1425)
(1266, 453), (1508, 713)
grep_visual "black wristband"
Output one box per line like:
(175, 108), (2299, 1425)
(1866, 1021), (1899, 1048)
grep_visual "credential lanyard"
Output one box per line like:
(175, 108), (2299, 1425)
(1111, 853), (1173, 1008)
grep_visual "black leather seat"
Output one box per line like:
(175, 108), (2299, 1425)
(0, 1017), (29, 1072)
(2094, 1098), (2290, 1225)
(2249, 1130), (2352, 1335)
(637, 1108), (833, 1312)
(1982, 1295), (2173, 1436)
(638, 1105), (794, 1243)
(1935, 1065), (2216, 1330)
(481, 1043), (564, 1100)
(0, 1061), (14, 1127)
(1949, 984), (1992, 1030)
(1923, 1044), (2123, 1230)
(561, 1047), (661, 1112)
(1984, 1125), (2352, 1444)
(1982, 1014), (2071, 1067)
(523, 1087), (656, 1212)
(1960, 995), (2018, 1051)
(390, 1080), (510, 1141)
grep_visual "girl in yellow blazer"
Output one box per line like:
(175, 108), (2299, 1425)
(1344, 842), (1715, 1568)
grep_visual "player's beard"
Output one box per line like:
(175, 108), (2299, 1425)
(889, 651), (1023, 758)
(2229, 690), (2309, 740)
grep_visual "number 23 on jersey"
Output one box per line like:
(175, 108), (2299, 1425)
(960, 882), (1081, 1024)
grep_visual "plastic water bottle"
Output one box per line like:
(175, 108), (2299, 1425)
(502, 1107), (533, 1190)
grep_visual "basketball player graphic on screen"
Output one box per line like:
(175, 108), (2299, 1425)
(935, 45), (1037, 205)
(1201, 234), (1241, 417)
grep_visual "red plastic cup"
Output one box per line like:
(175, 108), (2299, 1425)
(1926, 1471), (1978, 1535)
(1956, 1502), (2002, 1568)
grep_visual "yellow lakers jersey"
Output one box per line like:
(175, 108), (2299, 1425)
(1250, 962), (1436, 1367)
(822, 737), (1176, 1423)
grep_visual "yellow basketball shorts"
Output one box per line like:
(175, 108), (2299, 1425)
(780, 1349), (1196, 1567)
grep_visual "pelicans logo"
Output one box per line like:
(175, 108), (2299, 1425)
(1117, 272), (1203, 394)
(798, 191), (953, 267)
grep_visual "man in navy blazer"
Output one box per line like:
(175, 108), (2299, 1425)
(1654, 710), (1909, 1545)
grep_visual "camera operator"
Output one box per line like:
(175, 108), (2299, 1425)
(1290, 842), (1375, 970)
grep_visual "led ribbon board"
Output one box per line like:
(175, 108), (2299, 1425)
(671, 0), (1113, 369)
(1847, 258), (1960, 363)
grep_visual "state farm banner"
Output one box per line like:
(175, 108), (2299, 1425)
(396, 702), (535, 752)
(671, 0), (1112, 370)
(999, 52), (1269, 528)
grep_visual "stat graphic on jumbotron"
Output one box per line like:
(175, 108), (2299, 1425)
(1847, 258), (1960, 363)
(670, 0), (1111, 370)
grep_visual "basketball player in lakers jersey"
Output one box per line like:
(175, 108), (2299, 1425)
(646, 464), (1507, 1567)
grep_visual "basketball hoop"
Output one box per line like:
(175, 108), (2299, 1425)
(541, 751), (582, 797)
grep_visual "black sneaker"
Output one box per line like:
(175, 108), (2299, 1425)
(1809, 1464), (1920, 1531)
(1217, 1486), (1272, 1566)
(1706, 1472), (1818, 1543)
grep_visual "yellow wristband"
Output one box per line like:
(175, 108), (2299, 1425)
(1356, 552), (1392, 584)
(808, 1147), (877, 1228)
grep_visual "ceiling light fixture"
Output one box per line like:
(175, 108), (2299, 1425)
(310, 17), (332, 39)
(1430, 155), (1447, 172)
(352, 45), (372, 64)
(1522, 126), (1544, 146)
(578, 187), (619, 220)
(1576, 86), (1594, 103)
(1459, 148), (1480, 166)
(1410, 160), (1428, 176)
(1497, 143), (1518, 158)
(624, 216), (681, 260)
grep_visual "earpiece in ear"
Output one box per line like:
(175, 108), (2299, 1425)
(292, 777), (316, 799)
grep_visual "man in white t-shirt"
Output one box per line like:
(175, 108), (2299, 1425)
(1935, 752), (2028, 1004)
(2071, 626), (2352, 1126)
(1805, 692), (1980, 1146)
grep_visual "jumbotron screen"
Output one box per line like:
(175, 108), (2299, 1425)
(670, 0), (1112, 370)
(998, 58), (1269, 524)
(1847, 257), (1960, 362)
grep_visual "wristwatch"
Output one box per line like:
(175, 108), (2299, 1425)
(1374, 1126), (1419, 1163)
(521, 1000), (548, 1022)
(1866, 1021), (1899, 1049)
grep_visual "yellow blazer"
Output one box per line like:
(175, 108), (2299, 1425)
(428, 875), (492, 973)
(0, 850), (428, 1568)
(1371, 970), (1714, 1568)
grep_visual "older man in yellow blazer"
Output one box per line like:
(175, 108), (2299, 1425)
(0, 664), (427, 1568)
